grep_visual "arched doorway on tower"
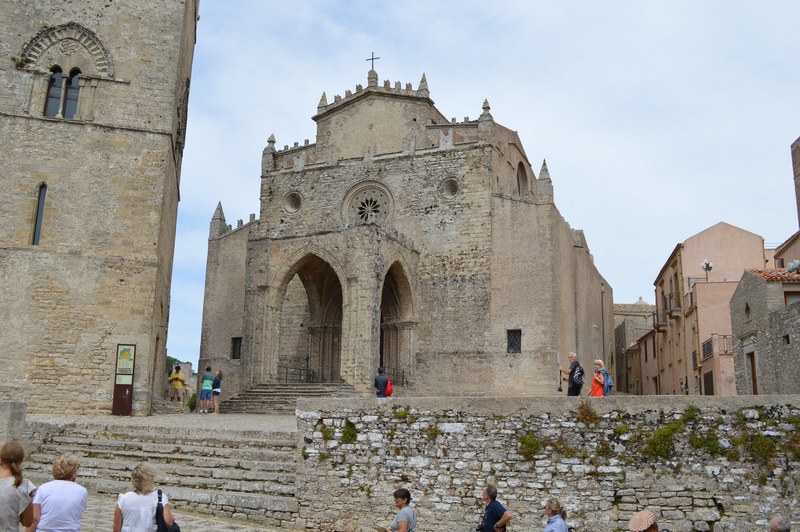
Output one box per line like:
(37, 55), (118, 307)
(278, 254), (343, 383)
(379, 261), (416, 386)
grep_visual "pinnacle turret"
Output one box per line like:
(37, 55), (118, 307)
(539, 160), (551, 181)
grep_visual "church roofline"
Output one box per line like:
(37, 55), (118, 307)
(311, 70), (435, 122)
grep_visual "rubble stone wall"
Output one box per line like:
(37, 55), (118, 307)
(296, 396), (800, 532)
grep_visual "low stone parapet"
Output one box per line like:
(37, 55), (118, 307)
(295, 395), (800, 531)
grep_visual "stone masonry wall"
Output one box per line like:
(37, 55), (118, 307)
(295, 396), (799, 532)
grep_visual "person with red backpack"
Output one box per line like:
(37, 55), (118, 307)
(375, 367), (390, 398)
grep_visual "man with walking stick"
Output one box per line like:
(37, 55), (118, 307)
(559, 352), (584, 396)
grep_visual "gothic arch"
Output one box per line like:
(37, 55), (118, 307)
(274, 252), (345, 383)
(21, 22), (115, 77)
(516, 162), (529, 199)
(379, 260), (416, 384)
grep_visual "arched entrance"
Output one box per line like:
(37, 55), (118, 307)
(379, 261), (415, 384)
(278, 254), (343, 383)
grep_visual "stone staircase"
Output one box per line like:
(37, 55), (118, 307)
(23, 419), (300, 528)
(220, 382), (362, 414)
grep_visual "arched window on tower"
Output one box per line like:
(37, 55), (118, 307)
(516, 162), (529, 199)
(32, 183), (47, 245)
(44, 66), (81, 119)
(63, 69), (81, 119)
(44, 67), (63, 117)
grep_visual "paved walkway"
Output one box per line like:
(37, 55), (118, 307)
(27, 412), (297, 531)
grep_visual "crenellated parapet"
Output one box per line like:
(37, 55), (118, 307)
(209, 201), (257, 239)
(313, 70), (432, 119)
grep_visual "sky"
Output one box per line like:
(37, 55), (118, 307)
(168, 1), (800, 366)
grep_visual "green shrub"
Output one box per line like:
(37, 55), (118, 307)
(427, 425), (441, 441)
(187, 393), (197, 412)
(643, 421), (683, 459)
(596, 438), (613, 457)
(393, 406), (411, 420)
(320, 425), (334, 441)
(518, 432), (543, 461)
(748, 434), (776, 464)
(689, 430), (720, 455)
(784, 433), (800, 461)
(341, 420), (358, 444)
(682, 405), (699, 423)
(615, 423), (630, 436)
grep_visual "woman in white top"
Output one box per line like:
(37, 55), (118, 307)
(0, 441), (36, 531)
(27, 452), (88, 532)
(113, 462), (174, 532)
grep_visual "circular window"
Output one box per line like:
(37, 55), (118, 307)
(342, 181), (394, 225)
(283, 192), (302, 213)
(439, 178), (460, 198)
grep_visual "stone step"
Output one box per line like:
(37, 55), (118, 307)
(30, 422), (296, 448)
(219, 382), (361, 414)
(34, 436), (294, 463)
(27, 450), (297, 483)
(24, 473), (299, 514)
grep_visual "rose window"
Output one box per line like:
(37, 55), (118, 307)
(343, 181), (393, 225)
(357, 197), (381, 222)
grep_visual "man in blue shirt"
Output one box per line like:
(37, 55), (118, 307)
(479, 484), (512, 531)
(374, 366), (388, 397)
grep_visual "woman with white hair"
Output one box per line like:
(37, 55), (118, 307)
(27, 452), (88, 532)
(113, 462), (175, 532)
(543, 498), (568, 532)
(588, 359), (606, 397)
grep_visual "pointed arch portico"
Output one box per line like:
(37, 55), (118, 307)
(260, 249), (347, 384)
(379, 260), (417, 385)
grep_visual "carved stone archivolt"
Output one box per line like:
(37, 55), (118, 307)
(21, 22), (115, 77)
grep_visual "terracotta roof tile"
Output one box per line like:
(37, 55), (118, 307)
(747, 268), (800, 283)
(614, 303), (656, 314)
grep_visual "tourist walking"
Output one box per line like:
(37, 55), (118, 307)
(559, 352), (584, 396)
(198, 366), (213, 414)
(1, 441), (36, 531)
(113, 462), (175, 532)
(588, 359), (606, 397)
(478, 484), (512, 531)
(27, 452), (87, 532)
(543, 498), (568, 532)
(168, 365), (186, 403)
(385, 488), (416, 532)
(211, 370), (223, 415)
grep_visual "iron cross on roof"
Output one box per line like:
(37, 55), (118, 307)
(365, 52), (380, 69)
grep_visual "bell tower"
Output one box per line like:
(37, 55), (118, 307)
(0, 0), (199, 415)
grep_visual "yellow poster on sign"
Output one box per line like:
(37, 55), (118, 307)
(116, 344), (135, 375)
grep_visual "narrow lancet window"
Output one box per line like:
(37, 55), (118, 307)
(63, 69), (81, 119)
(32, 184), (47, 245)
(44, 67), (63, 117)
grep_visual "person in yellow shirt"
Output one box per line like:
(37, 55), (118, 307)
(168, 365), (185, 403)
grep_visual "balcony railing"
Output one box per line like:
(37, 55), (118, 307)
(701, 334), (733, 360)
(651, 309), (667, 331)
(277, 366), (315, 383)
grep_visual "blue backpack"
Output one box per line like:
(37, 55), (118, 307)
(600, 370), (614, 396)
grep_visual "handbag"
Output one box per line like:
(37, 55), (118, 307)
(155, 489), (180, 532)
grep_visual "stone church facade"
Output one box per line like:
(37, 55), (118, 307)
(0, 1), (198, 414)
(201, 70), (613, 398)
